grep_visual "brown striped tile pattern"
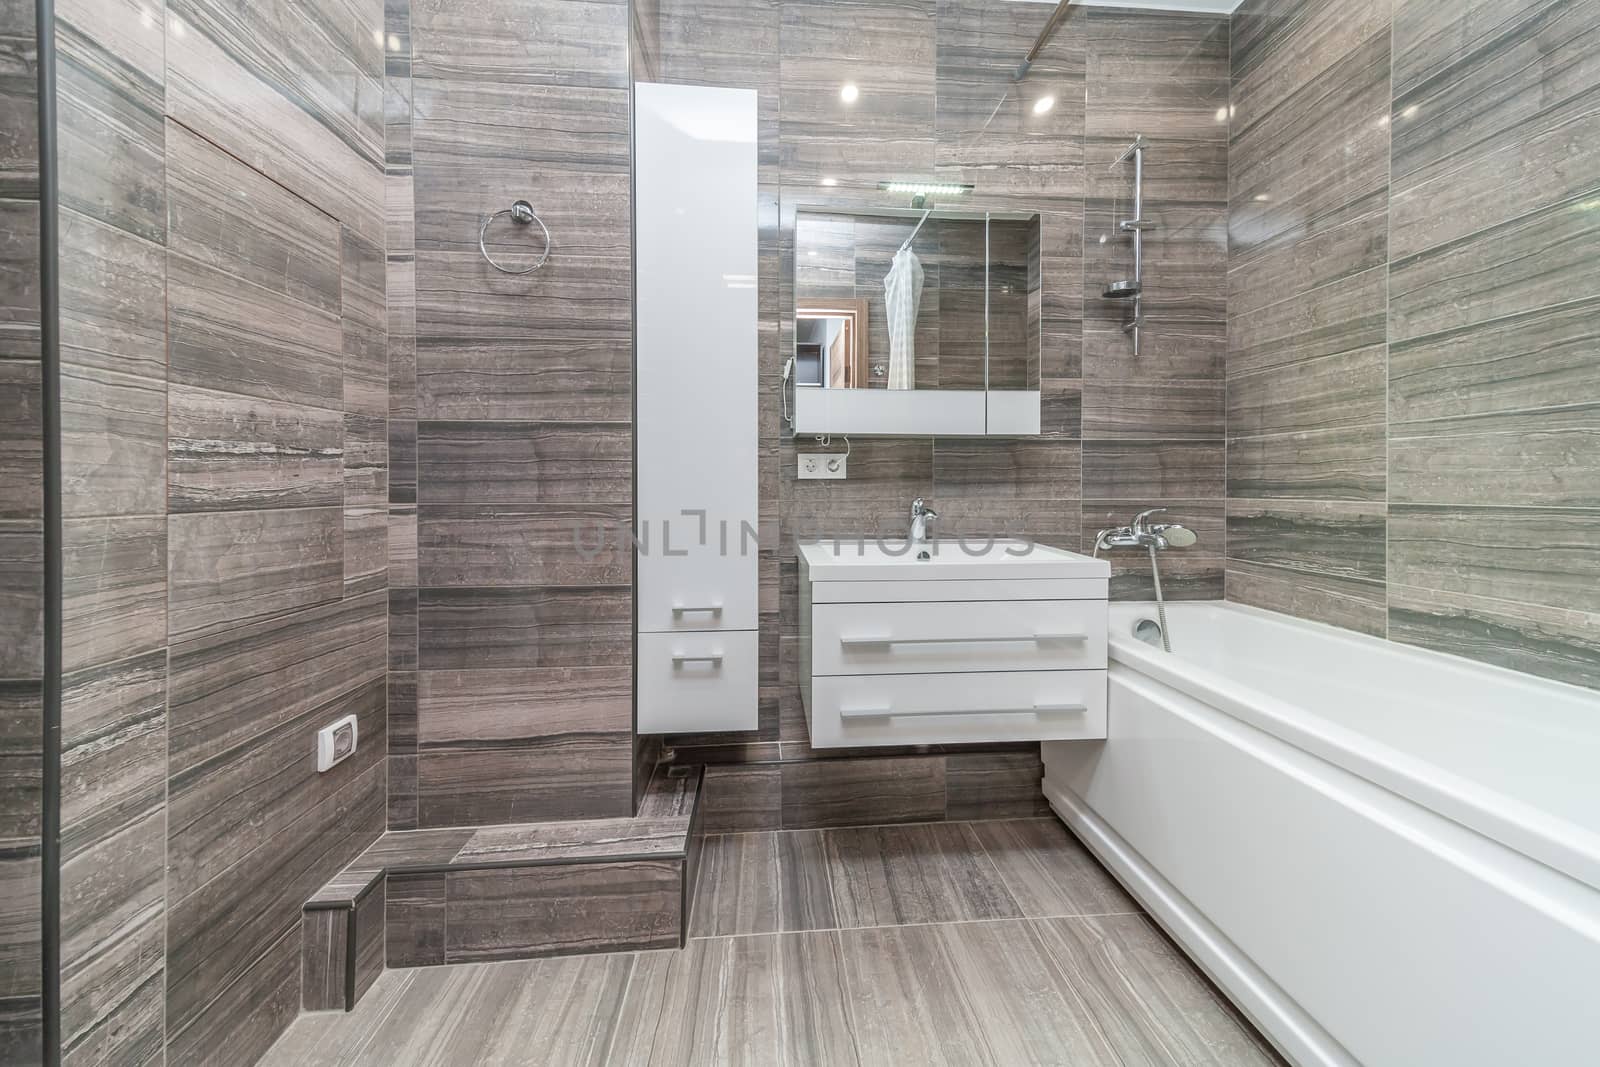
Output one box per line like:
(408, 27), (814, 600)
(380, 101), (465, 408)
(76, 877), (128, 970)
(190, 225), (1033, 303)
(261, 818), (1281, 1066)
(648, 0), (1233, 819)
(1225, 0), (1391, 637)
(393, 0), (636, 828)
(49, 0), (391, 1058)
(1227, 0), (1600, 689)
(0, 0), (42, 1053)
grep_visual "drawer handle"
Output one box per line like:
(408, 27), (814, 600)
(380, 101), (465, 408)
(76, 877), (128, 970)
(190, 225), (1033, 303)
(671, 654), (724, 668)
(672, 603), (724, 617)
(840, 632), (1086, 648)
(839, 702), (1088, 720)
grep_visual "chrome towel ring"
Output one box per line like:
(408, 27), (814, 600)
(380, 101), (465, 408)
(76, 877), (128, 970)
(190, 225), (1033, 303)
(479, 199), (552, 275)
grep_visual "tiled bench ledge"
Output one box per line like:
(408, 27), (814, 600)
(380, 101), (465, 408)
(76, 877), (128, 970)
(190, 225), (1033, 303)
(301, 765), (706, 1012)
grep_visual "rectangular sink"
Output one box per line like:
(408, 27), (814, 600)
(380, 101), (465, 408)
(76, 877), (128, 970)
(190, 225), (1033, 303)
(799, 539), (1110, 582)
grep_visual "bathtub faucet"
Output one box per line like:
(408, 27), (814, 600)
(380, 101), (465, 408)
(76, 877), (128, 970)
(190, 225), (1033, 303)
(1093, 509), (1196, 655)
(1094, 508), (1197, 553)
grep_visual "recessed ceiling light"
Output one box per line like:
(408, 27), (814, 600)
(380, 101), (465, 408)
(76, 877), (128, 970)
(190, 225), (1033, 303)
(820, 177), (839, 187)
(840, 83), (860, 104)
(1033, 96), (1055, 115)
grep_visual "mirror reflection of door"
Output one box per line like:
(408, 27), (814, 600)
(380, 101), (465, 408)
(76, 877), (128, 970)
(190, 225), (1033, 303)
(796, 299), (870, 389)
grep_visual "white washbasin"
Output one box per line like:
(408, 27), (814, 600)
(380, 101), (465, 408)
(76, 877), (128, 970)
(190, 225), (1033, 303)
(799, 538), (1109, 581)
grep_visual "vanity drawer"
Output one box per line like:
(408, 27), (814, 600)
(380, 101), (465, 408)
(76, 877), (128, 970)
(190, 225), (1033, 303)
(807, 670), (1107, 748)
(637, 630), (758, 734)
(812, 600), (1107, 677)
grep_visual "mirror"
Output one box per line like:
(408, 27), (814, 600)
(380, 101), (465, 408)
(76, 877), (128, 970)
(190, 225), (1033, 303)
(796, 299), (869, 389)
(790, 206), (1040, 436)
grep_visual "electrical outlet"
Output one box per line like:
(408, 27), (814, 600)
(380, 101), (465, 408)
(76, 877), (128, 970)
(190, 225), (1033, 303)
(798, 452), (847, 480)
(316, 714), (358, 773)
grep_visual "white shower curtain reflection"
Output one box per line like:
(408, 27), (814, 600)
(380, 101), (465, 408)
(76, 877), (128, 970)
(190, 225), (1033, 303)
(883, 246), (923, 390)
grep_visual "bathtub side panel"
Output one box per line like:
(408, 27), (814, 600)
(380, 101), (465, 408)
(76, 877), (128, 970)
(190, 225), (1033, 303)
(1045, 668), (1600, 1067)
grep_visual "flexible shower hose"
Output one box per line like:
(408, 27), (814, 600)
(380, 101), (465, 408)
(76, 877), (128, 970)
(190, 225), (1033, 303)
(1147, 543), (1172, 653)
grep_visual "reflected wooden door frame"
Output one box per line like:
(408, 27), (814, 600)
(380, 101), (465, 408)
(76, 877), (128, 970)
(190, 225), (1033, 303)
(797, 298), (870, 389)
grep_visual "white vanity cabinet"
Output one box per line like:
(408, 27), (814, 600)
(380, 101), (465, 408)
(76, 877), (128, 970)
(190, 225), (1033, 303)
(799, 540), (1111, 748)
(635, 83), (759, 733)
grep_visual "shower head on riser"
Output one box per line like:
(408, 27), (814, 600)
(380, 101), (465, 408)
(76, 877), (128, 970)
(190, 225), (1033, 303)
(1103, 279), (1141, 299)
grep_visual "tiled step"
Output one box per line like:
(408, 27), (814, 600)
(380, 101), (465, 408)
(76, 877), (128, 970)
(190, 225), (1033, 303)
(301, 765), (706, 1012)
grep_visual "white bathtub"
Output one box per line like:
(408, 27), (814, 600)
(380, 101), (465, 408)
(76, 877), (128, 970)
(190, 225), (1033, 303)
(1043, 601), (1600, 1067)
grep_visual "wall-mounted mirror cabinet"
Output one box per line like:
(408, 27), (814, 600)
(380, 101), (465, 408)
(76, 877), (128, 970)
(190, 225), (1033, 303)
(789, 206), (1041, 437)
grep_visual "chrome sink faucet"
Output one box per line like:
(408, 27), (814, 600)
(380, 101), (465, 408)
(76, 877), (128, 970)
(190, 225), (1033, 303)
(908, 497), (939, 559)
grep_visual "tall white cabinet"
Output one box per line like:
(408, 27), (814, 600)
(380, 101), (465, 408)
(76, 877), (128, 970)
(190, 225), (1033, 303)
(634, 83), (759, 733)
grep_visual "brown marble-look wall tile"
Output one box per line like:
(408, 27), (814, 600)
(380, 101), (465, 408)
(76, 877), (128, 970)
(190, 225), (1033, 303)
(1222, 0), (1600, 691)
(167, 675), (385, 902)
(945, 751), (1048, 821)
(1081, 7), (1229, 602)
(416, 503), (631, 587)
(701, 762), (783, 835)
(777, 0), (937, 187)
(0, 520), (44, 681)
(164, 120), (338, 313)
(442, 859), (681, 962)
(416, 421), (631, 504)
(1388, 583), (1600, 692)
(167, 506), (345, 641)
(1225, 0), (1391, 628)
(413, 251), (632, 422)
(0, 686), (41, 1061)
(411, 0), (629, 87)
(165, 762), (384, 1055)
(166, 386), (344, 513)
(48, 0), (393, 1059)
(417, 586), (630, 671)
(164, 0), (385, 245)
(780, 756), (945, 830)
(57, 210), (167, 521)
(55, 2), (165, 246)
(385, 871), (446, 967)
(168, 589), (387, 786)
(49, 1), (173, 1061)
(411, 79), (631, 258)
(300, 908), (348, 1013)
(0, 2), (41, 1046)
(352, 881), (387, 1005)
(1379, 0), (1600, 682)
(416, 667), (632, 824)
(1226, 498), (1386, 592)
(58, 651), (166, 1065)
(163, 923), (303, 1067)
(61, 515), (166, 672)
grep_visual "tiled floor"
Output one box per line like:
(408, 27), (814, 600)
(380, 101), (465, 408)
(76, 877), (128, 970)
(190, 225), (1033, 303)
(262, 817), (1283, 1065)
